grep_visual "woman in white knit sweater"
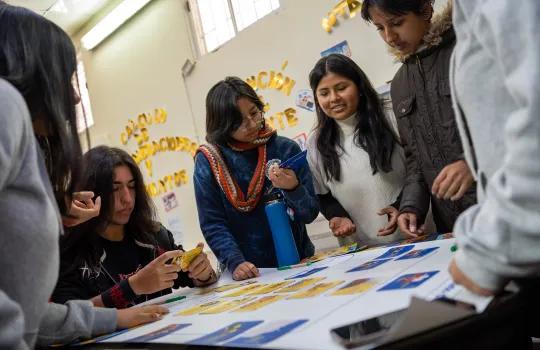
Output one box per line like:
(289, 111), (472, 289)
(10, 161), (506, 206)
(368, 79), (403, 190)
(307, 54), (411, 246)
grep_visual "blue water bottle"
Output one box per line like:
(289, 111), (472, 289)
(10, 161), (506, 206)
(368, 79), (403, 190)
(264, 191), (300, 267)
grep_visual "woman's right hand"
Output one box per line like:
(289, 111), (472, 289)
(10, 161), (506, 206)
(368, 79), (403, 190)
(128, 250), (183, 295)
(117, 305), (169, 329)
(232, 261), (259, 281)
(62, 191), (101, 227)
(329, 217), (356, 237)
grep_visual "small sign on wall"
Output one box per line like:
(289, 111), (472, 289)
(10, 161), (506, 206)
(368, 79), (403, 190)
(295, 89), (315, 112)
(162, 192), (179, 212)
(321, 40), (352, 58)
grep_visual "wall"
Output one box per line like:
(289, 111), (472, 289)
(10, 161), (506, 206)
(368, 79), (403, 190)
(80, 0), (200, 246)
(80, 0), (444, 249)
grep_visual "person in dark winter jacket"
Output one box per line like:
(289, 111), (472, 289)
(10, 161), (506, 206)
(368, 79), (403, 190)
(193, 77), (319, 281)
(361, 0), (476, 236)
(53, 146), (217, 309)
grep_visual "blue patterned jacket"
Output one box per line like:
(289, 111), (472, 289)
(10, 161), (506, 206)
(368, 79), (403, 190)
(193, 135), (318, 273)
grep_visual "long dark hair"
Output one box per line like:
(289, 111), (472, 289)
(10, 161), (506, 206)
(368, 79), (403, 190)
(205, 76), (264, 145)
(0, 5), (81, 214)
(360, 0), (434, 22)
(309, 54), (396, 181)
(61, 146), (159, 269)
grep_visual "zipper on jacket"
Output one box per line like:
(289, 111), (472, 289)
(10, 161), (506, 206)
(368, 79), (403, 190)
(416, 55), (426, 85)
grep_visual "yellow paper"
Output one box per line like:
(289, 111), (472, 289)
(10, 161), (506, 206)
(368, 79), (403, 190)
(331, 278), (377, 296)
(274, 277), (325, 293)
(248, 281), (292, 295)
(200, 297), (257, 314)
(223, 284), (266, 297)
(288, 281), (344, 299)
(198, 281), (256, 295)
(176, 300), (222, 316)
(172, 246), (202, 269)
(233, 295), (284, 312)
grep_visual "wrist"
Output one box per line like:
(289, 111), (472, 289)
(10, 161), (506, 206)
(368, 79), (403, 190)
(197, 270), (216, 284)
(128, 275), (141, 295)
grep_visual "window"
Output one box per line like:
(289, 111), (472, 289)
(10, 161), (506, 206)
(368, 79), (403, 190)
(74, 60), (95, 134)
(189, 0), (280, 54)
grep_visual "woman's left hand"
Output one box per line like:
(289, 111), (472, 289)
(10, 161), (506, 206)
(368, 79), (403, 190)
(185, 243), (216, 284)
(377, 206), (399, 236)
(268, 166), (299, 190)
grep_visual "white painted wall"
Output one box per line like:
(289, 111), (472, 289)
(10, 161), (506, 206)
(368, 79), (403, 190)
(80, 0), (444, 250)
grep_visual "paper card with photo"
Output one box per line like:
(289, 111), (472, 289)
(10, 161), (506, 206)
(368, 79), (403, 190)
(378, 271), (439, 291)
(287, 281), (344, 299)
(295, 90), (315, 112)
(248, 281), (292, 295)
(187, 321), (263, 345)
(223, 283), (266, 297)
(176, 300), (223, 316)
(274, 277), (325, 293)
(225, 319), (309, 346)
(233, 295), (285, 312)
(331, 278), (378, 296)
(285, 267), (328, 280)
(396, 247), (439, 260)
(347, 258), (392, 272)
(198, 280), (257, 295)
(373, 245), (415, 260)
(200, 297), (257, 314)
(127, 324), (191, 343)
(321, 40), (352, 57)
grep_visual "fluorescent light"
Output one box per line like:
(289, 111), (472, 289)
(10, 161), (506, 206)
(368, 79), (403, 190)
(81, 0), (152, 50)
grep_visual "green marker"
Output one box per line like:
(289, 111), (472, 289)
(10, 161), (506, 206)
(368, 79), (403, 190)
(450, 244), (458, 252)
(163, 295), (186, 304)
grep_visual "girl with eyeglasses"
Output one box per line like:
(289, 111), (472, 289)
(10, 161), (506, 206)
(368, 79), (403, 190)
(193, 77), (319, 281)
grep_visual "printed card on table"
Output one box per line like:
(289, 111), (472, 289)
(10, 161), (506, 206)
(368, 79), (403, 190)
(76, 327), (133, 345)
(378, 271), (439, 291)
(187, 321), (263, 345)
(223, 283), (266, 297)
(248, 281), (292, 295)
(198, 281), (256, 295)
(373, 245), (415, 260)
(396, 247), (439, 260)
(347, 258), (392, 272)
(233, 295), (285, 312)
(127, 324), (191, 343)
(331, 278), (377, 296)
(285, 267), (328, 279)
(274, 277), (325, 293)
(288, 281), (344, 299)
(176, 300), (223, 316)
(200, 297), (257, 314)
(225, 320), (309, 346)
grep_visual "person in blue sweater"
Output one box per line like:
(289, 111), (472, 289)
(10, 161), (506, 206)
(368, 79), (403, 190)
(193, 77), (319, 281)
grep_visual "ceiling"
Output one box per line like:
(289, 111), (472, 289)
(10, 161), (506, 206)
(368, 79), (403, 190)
(6, 0), (112, 35)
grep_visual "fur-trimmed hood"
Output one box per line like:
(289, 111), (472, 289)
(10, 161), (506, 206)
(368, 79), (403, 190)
(390, 0), (453, 62)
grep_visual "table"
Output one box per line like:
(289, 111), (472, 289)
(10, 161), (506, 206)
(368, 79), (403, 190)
(75, 238), (493, 349)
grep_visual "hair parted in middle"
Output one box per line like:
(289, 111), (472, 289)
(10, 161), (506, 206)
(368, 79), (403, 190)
(60, 146), (159, 269)
(205, 76), (265, 145)
(309, 54), (397, 181)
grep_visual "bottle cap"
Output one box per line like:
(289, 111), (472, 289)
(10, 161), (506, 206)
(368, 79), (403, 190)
(263, 191), (283, 203)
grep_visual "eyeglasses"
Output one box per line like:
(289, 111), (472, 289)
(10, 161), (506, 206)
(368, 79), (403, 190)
(237, 110), (265, 133)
